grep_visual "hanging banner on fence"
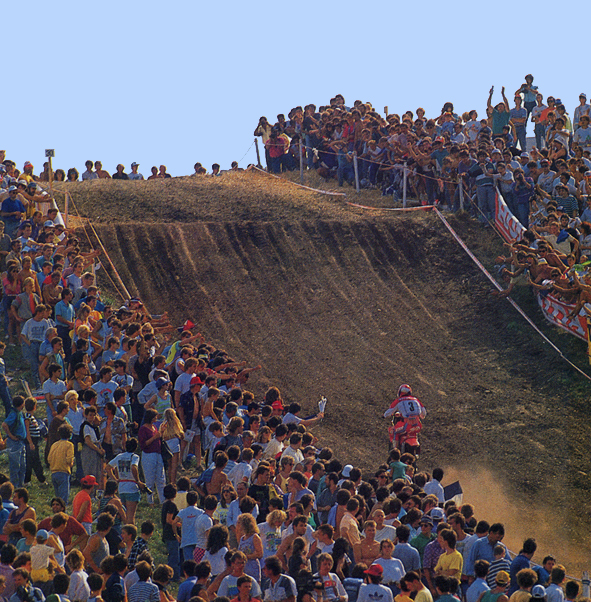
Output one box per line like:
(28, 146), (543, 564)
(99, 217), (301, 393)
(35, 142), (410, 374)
(491, 190), (588, 342)
(537, 294), (587, 341)
(494, 190), (525, 243)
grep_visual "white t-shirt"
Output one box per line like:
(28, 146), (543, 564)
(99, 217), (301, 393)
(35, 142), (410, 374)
(375, 524), (397, 542)
(177, 505), (204, 548)
(109, 452), (140, 494)
(227, 462), (252, 489)
(204, 546), (228, 576)
(259, 524), (282, 560)
(174, 371), (194, 396)
(372, 558), (405, 584)
(358, 583), (394, 602)
(194, 513), (213, 549)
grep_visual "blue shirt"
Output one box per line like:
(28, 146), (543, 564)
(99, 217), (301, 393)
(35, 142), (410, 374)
(1, 198), (25, 223)
(392, 541), (421, 571)
(177, 577), (198, 602)
(467, 578), (490, 602)
(466, 537), (509, 576)
(54, 300), (75, 324)
(4, 409), (26, 440)
(509, 554), (531, 595)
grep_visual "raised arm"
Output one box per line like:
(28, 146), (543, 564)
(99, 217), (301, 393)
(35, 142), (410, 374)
(501, 86), (510, 112)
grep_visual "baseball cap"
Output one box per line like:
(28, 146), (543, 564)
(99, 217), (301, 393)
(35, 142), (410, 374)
(190, 376), (203, 387)
(496, 571), (510, 586)
(531, 585), (546, 599)
(342, 464), (353, 478)
(156, 377), (169, 389)
(36, 529), (49, 541)
(364, 565), (383, 577)
(581, 93), (587, 99)
(430, 507), (445, 521)
(81, 475), (98, 486)
(44, 220), (55, 227)
(131, 162), (139, 167)
(420, 516), (434, 526)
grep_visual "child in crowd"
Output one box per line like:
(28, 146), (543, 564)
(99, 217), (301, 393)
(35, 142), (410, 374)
(86, 573), (104, 602)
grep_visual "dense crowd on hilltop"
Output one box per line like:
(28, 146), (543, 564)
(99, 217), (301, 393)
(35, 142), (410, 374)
(253, 77), (591, 319)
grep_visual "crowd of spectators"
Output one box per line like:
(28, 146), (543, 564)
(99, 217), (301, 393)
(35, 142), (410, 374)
(21, 161), (246, 182)
(254, 78), (591, 321)
(0, 172), (581, 602)
(0, 110), (583, 602)
(252, 77), (591, 225)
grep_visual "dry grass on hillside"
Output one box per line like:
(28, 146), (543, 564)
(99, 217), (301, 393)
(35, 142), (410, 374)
(50, 170), (403, 224)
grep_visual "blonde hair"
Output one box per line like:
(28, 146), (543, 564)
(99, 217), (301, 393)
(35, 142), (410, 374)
(65, 390), (79, 405)
(77, 324), (90, 338)
(266, 509), (286, 527)
(237, 513), (259, 536)
(23, 277), (35, 289)
(160, 408), (184, 439)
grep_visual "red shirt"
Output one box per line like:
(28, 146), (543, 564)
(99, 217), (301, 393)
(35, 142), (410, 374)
(72, 490), (93, 524)
(38, 516), (86, 547)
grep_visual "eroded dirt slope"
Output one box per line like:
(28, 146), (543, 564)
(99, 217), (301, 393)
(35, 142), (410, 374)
(96, 215), (586, 503)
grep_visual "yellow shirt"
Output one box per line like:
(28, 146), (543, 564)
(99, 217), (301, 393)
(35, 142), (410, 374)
(434, 549), (463, 580)
(47, 439), (75, 474)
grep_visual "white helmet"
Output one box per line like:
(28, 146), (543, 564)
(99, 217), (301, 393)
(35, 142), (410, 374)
(398, 384), (412, 397)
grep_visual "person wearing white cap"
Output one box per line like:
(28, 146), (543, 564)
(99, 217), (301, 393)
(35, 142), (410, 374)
(128, 163), (144, 181)
(574, 94), (590, 130)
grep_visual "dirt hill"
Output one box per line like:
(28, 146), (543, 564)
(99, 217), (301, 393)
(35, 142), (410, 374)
(56, 174), (591, 567)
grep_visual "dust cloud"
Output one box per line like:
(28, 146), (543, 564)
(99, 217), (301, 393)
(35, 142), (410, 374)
(444, 465), (591, 578)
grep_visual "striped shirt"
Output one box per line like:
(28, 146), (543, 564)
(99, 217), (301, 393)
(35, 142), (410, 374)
(24, 412), (42, 439)
(127, 581), (159, 602)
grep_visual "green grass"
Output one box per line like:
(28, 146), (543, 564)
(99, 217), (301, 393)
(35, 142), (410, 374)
(0, 348), (173, 584)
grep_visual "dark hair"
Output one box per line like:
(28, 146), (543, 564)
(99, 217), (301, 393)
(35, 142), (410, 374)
(140, 520), (155, 535)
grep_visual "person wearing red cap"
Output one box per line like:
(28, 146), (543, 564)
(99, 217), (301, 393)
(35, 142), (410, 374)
(358, 563), (393, 602)
(72, 476), (97, 534)
(20, 162), (36, 184)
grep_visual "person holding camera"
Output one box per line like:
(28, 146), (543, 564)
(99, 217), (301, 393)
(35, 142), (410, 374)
(9, 568), (44, 602)
(254, 117), (273, 169)
(512, 169), (535, 228)
(313, 553), (348, 602)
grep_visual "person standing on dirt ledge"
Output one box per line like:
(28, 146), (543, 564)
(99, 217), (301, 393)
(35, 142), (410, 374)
(128, 163), (144, 181)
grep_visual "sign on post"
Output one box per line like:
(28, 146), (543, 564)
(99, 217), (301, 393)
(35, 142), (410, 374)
(45, 149), (55, 186)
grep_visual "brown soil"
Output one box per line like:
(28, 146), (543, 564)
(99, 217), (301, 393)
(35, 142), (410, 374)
(60, 174), (591, 568)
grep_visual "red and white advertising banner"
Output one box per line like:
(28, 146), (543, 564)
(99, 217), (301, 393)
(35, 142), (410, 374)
(537, 294), (587, 341)
(494, 190), (526, 243)
(494, 189), (589, 342)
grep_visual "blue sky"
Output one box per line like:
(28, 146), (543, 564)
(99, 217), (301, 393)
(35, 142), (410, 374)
(8, 0), (586, 178)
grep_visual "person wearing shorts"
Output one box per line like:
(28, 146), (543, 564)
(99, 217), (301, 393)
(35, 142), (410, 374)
(107, 438), (144, 525)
